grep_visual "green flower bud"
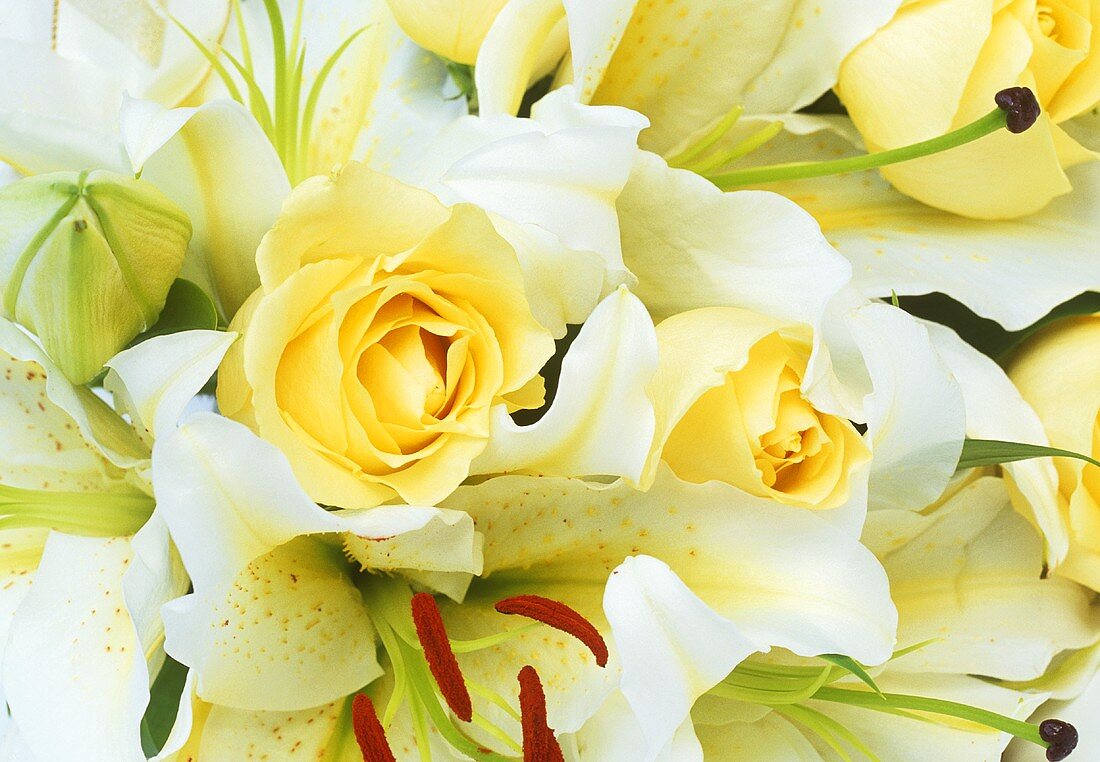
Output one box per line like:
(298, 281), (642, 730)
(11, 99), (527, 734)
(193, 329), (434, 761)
(0, 169), (191, 383)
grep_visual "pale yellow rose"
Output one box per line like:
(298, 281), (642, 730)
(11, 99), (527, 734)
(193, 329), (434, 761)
(217, 163), (554, 508)
(645, 307), (870, 510)
(384, 0), (511, 64)
(1007, 313), (1100, 589)
(838, 0), (1100, 219)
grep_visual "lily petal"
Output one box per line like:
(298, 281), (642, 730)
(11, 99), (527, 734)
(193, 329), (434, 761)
(476, 0), (566, 117)
(162, 536), (382, 713)
(472, 286), (657, 483)
(3, 534), (148, 762)
(604, 555), (757, 757)
(807, 673), (1048, 761)
(0, 318), (148, 470)
(104, 330), (237, 445)
(152, 413), (482, 592)
(736, 117), (1100, 330)
(865, 476), (1100, 681)
(618, 151), (852, 333)
(570, 0), (902, 153)
(848, 303), (965, 512)
(924, 320), (1070, 565)
(441, 466), (897, 751)
(119, 97), (290, 317)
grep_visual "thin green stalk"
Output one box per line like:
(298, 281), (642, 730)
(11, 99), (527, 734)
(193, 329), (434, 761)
(710, 108), (1007, 189)
(810, 687), (1045, 746)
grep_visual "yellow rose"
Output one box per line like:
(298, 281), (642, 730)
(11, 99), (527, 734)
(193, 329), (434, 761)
(1007, 313), (1100, 588)
(384, 0), (511, 64)
(838, 0), (1100, 219)
(217, 163), (554, 508)
(646, 307), (870, 510)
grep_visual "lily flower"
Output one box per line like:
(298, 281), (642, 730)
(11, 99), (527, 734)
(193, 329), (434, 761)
(683, 471), (1100, 762)
(473, 0), (903, 155)
(150, 408), (897, 760)
(0, 323), (237, 759)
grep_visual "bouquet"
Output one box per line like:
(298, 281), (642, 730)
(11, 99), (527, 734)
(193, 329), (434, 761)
(0, 1), (1098, 760)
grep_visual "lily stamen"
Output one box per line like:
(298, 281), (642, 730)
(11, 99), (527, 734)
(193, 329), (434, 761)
(495, 595), (609, 667)
(411, 592), (474, 722)
(708, 87), (1043, 189)
(352, 693), (397, 762)
(517, 666), (564, 762)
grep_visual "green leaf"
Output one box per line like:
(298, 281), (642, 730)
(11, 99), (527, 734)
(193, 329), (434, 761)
(958, 438), (1100, 471)
(140, 656), (189, 756)
(134, 279), (220, 343)
(820, 654), (883, 697)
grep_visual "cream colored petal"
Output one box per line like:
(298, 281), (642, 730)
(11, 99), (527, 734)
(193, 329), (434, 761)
(475, 0), (566, 116)
(1007, 665), (1100, 761)
(927, 320), (1071, 566)
(119, 97), (290, 317)
(153, 413), (482, 592)
(618, 151), (852, 330)
(695, 710), (822, 762)
(749, 118), (1100, 330)
(3, 534), (149, 762)
(163, 537), (382, 712)
(0, 318), (148, 471)
(357, 27), (469, 178)
(0, 40), (129, 175)
(443, 87), (646, 269)
(603, 555), (759, 757)
(569, 689), (705, 762)
(443, 466), (897, 663)
(587, 0), (902, 154)
(104, 330), (237, 445)
(848, 303), (965, 512)
(867, 476), (1100, 681)
(472, 287), (657, 483)
(11, 0), (230, 107)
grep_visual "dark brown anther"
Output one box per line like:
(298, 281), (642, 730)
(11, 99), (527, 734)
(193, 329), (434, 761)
(1040, 718), (1079, 760)
(518, 666), (565, 762)
(411, 592), (473, 722)
(995, 87), (1041, 133)
(351, 693), (397, 762)
(496, 595), (609, 667)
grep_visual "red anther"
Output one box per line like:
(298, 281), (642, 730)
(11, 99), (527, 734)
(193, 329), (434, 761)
(518, 666), (565, 762)
(496, 595), (609, 667)
(411, 592), (473, 722)
(351, 693), (396, 762)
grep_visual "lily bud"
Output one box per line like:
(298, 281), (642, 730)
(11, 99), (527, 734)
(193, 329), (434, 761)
(0, 170), (190, 383)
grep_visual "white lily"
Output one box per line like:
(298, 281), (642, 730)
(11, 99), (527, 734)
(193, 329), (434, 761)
(682, 472), (1100, 762)
(694, 112), (1100, 331)
(150, 407), (895, 759)
(0, 323), (236, 760)
(474, 0), (902, 157)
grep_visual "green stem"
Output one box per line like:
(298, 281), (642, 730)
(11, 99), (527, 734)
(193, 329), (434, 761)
(810, 687), (1046, 747)
(710, 108), (1007, 190)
